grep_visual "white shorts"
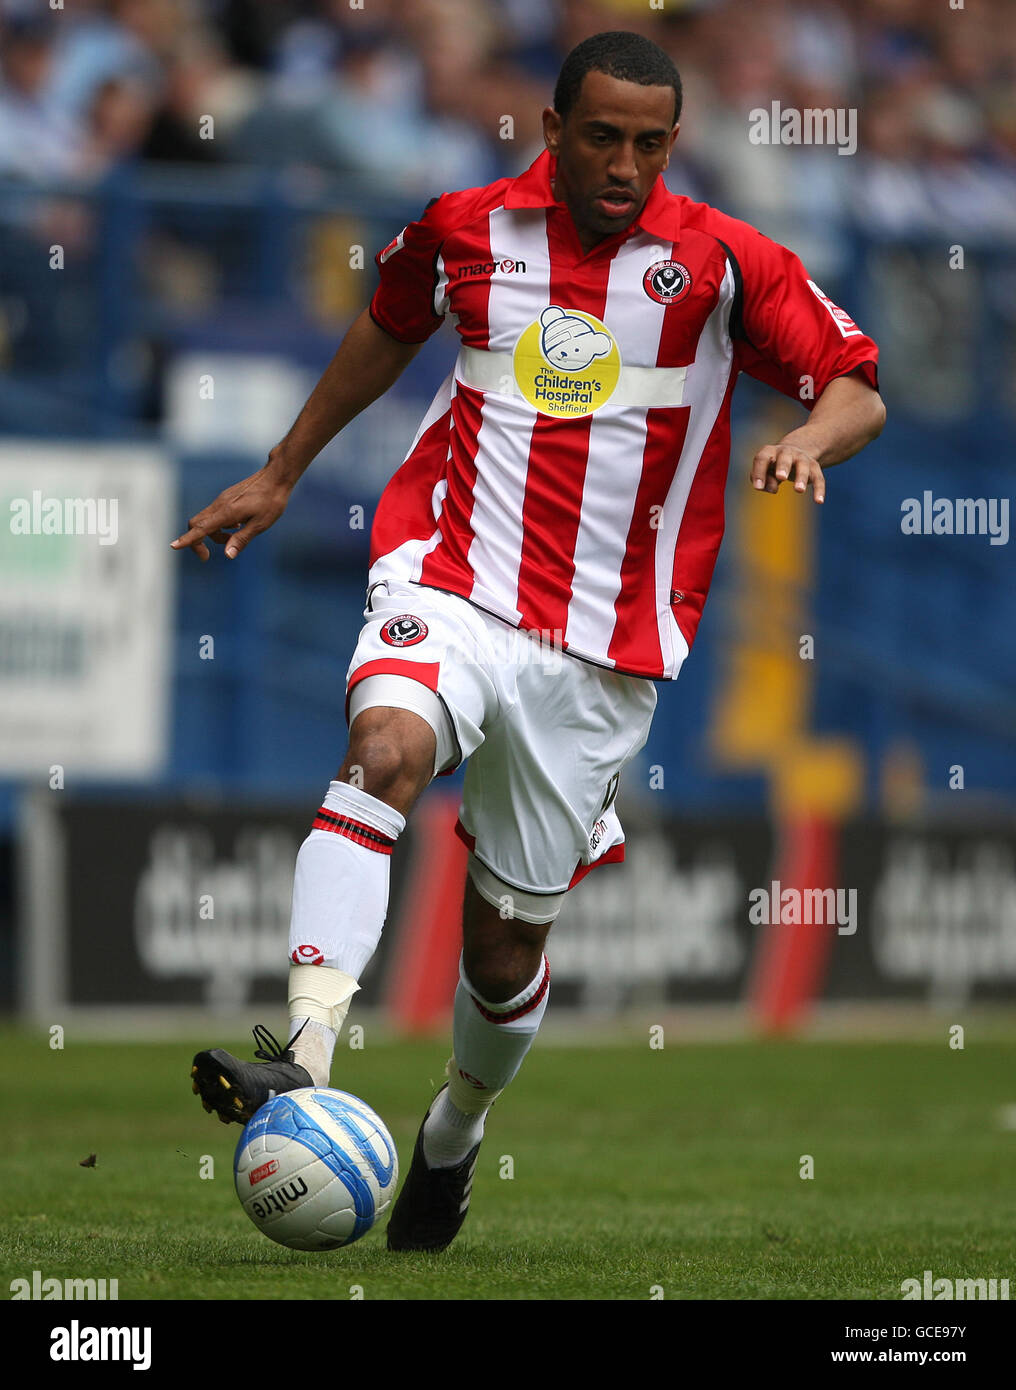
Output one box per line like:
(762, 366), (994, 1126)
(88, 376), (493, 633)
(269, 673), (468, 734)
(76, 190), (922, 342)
(345, 581), (657, 902)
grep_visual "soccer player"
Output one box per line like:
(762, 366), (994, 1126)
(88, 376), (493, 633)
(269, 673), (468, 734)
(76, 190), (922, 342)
(175, 31), (884, 1251)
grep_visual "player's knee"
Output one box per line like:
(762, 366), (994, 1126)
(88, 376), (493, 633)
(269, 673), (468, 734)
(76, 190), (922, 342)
(462, 955), (515, 1005)
(462, 912), (550, 1004)
(462, 944), (546, 1004)
(339, 723), (431, 806)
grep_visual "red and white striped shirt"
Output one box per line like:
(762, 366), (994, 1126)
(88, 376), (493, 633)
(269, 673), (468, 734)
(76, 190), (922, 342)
(368, 149), (878, 680)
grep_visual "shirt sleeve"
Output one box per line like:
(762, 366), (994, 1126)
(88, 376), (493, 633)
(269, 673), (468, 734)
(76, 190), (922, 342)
(369, 199), (448, 345)
(732, 231), (879, 404)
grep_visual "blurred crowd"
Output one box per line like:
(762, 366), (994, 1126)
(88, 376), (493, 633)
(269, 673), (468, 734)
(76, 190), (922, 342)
(0, 0), (1014, 247)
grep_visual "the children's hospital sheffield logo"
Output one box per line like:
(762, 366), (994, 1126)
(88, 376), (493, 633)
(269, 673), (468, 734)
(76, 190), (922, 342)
(513, 305), (621, 418)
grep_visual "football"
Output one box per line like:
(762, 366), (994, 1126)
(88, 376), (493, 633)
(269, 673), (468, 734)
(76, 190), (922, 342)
(233, 1088), (398, 1251)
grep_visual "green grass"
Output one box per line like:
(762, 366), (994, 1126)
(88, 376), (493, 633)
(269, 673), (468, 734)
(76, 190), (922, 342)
(2, 1028), (1014, 1300)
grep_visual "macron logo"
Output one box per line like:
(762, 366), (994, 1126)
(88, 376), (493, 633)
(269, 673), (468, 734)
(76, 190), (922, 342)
(455, 258), (527, 280)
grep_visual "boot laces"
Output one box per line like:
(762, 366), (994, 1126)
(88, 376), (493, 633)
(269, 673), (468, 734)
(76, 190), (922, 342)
(251, 1021), (307, 1062)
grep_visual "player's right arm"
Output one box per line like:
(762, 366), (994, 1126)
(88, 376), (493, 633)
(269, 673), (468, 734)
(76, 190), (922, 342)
(171, 309), (425, 561)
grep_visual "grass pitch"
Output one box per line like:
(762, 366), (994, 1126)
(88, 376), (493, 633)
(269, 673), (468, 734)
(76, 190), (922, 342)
(2, 1027), (1014, 1301)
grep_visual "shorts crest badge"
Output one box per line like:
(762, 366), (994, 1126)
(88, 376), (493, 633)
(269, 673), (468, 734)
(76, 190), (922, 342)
(381, 615), (429, 647)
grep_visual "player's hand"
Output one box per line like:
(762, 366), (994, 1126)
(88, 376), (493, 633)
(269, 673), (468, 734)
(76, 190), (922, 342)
(749, 444), (826, 503)
(171, 466), (293, 561)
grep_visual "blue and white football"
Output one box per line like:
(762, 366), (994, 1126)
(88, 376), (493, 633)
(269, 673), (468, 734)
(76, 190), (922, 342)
(234, 1088), (398, 1251)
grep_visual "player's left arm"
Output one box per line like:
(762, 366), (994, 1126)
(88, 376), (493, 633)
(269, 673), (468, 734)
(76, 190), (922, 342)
(749, 368), (886, 502)
(726, 223), (886, 504)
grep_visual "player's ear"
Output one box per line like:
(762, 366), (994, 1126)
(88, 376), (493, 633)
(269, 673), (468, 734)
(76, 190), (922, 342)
(543, 105), (562, 154)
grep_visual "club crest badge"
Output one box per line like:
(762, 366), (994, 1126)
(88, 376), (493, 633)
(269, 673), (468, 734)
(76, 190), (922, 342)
(380, 614), (429, 647)
(643, 260), (692, 305)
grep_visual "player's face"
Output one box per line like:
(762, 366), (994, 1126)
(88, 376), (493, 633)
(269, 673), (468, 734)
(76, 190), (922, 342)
(544, 70), (679, 250)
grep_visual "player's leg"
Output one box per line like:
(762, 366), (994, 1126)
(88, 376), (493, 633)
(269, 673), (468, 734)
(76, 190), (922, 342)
(283, 702), (441, 1090)
(191, 581), (492, 1124)
(424, 873), (553, 1164)
(191, 700), (440, 1124)
(386, 629), (657, 1249)
(385, 872), (555, 1251)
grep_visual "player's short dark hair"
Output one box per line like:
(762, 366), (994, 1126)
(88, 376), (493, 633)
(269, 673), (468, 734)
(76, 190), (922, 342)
(554, 31), (682, 127)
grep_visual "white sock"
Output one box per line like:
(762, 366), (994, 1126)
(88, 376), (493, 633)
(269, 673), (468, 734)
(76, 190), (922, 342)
(287, 963), (360, 1086)
(422, 955), (551, 1168)
(287, 1017), (337, 1089)
(288, 781), (405, 976)
(422, 1087), (487, 1168)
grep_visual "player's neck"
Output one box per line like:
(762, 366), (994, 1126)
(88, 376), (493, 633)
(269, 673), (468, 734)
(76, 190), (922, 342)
(552, 178), (618, 255)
